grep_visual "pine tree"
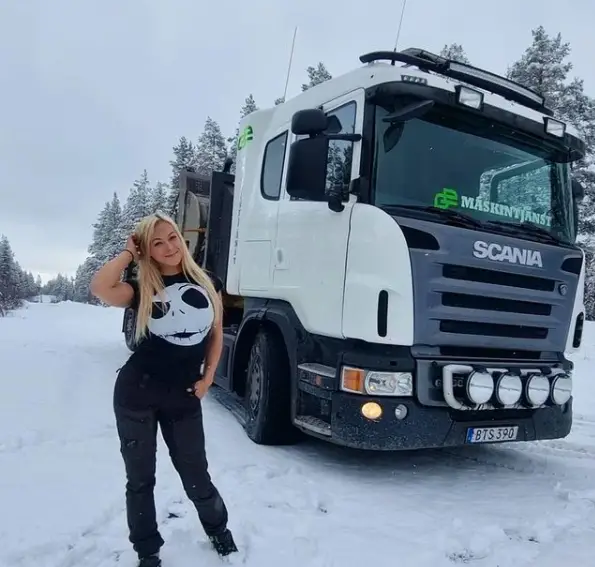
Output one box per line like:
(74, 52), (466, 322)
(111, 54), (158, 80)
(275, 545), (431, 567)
(150, 181), (168, 213)
(167, 137), (197, 217)
(121, 170), (152, 236)
(228, 94), (259, 173)
(106, 192), (126, 259)
(194, 117), (228, 177)
(508, 26), (595, 317)
(13, 261), (28, 300)
(301, 62), (332, 91)
(507, 26), (572, 111)
(73, 257), (102, 305)
(43, 273), (75, 302)
(24, 271), (37, 298)
(0, 235), (20, 311)
(87, 201), (114, 264)
(439, 43), (470, 64)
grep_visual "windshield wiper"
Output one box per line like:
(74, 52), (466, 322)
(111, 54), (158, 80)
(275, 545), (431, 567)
(385, 204), (485, 229)
(485, 219), (563, 244)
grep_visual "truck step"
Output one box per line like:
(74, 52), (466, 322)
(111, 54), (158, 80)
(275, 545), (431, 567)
(294, 415), (331, 436)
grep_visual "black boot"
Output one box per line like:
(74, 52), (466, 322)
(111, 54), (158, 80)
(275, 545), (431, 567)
(138, 553), (161, 567)
(209, 529), (238, 556)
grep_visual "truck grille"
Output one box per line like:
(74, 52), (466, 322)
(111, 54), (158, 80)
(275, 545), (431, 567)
(442, 264), (555, 292)
(441, 291), (552, 316)
(439, 264), (554, 340)
(401, 221), (582, 355)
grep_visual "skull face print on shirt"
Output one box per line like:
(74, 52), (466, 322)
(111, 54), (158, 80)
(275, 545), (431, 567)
(148, 282), (214, 347)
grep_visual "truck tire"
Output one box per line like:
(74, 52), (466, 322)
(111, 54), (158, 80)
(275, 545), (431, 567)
(123, 307), (137, 352)
(243, 327), (298, 445)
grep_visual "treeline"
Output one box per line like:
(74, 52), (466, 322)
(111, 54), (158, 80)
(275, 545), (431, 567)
(0, 235), (42, 315)
(47, 28), (595, 318)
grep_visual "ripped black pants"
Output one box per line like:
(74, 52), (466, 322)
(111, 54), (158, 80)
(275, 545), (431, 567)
(113, 363), (229, 558)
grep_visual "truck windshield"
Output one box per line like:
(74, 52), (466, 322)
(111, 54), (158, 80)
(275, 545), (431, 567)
(371, 105), (576, 244)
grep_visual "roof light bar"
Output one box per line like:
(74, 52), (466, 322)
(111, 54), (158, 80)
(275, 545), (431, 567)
(359, 48), (551, 115)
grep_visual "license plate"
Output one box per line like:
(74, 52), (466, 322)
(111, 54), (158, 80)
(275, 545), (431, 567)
(466, 426), (519, 444)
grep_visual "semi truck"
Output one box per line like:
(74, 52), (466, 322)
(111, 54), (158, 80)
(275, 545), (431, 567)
(122, 47), (587, 451)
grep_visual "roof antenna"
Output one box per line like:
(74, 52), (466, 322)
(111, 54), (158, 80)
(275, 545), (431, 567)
(282, 26), (298, 103)
(392, 0), (409, 62)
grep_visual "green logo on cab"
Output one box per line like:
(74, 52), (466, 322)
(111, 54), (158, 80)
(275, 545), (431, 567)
(238, 126), (254, 150)
(434, 188), (459, 209)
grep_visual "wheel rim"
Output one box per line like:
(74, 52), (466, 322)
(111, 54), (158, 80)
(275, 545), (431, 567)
(247, 348), (263, 418)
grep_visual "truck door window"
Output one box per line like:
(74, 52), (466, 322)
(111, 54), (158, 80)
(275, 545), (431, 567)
(260, 130), (288, 200)
(326, 102), (356, 196)
(294, 101), (357, 200)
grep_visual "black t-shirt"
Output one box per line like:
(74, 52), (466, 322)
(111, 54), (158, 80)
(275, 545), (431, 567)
(126, 271), (223, 386)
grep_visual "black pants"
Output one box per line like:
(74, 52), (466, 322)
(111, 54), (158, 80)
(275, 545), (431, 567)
(113, 363), (229, 558)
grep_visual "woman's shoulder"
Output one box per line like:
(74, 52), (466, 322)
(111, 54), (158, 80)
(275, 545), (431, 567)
(164, 270), (223, 293)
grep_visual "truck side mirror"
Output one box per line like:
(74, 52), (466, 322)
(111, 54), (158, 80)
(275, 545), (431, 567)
(291, 108), (328, 136)
(285, 136), (329, 201)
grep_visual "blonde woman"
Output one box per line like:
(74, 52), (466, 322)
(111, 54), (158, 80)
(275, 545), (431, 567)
(90, 212), (237, 567)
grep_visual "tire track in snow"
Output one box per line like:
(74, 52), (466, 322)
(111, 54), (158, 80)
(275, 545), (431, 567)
(0, 424), (117, 455)
(1, 498), (126, 567)
(436, 425), (595, 566)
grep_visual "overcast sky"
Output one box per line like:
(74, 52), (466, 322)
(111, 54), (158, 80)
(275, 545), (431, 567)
(1, 0), (594, 282)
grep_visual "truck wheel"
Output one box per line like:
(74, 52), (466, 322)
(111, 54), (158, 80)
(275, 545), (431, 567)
(123, 307), (137, 352)
(243, 327), (298, 445)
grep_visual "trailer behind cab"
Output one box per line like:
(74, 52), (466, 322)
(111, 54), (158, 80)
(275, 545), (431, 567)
(123, 46), (586, 451)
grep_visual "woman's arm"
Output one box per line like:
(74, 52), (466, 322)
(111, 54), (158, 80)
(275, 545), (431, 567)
(202, 292), (224, 384)
(90, 251), (135, 307)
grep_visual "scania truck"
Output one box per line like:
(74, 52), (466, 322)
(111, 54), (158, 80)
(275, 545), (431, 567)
(123, 47), (586, 451)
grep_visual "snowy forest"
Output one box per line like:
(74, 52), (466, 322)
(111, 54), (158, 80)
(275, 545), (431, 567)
(0, 235), (42, 315)
(13, 26), (595, 317)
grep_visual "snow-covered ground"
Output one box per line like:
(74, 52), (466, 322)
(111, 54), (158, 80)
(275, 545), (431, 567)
(1, 302), (595, 567)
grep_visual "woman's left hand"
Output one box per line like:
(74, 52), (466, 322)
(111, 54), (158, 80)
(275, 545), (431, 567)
(192, 375), (214, 399)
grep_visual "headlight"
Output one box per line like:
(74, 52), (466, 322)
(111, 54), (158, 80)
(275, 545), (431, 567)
(495, 373), (522, 406)
(525, 374), (550, 406)
(466, 371), (494, 404)
(341, 366), (413, 396)
(551, 373), (572, 405)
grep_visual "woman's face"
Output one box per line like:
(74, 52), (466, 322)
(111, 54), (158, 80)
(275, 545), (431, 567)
(148, 221), (182, 267)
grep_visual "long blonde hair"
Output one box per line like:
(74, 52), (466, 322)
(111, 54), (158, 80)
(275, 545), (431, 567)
(132, 212), (222, 343)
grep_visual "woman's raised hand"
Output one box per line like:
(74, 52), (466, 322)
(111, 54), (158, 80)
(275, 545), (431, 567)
(125, 235), (141, 262)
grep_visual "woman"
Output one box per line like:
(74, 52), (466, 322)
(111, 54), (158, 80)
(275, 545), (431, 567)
(90, 212), (237, 567)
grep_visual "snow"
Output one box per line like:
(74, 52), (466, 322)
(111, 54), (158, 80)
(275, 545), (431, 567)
(1, 301), (595, 567)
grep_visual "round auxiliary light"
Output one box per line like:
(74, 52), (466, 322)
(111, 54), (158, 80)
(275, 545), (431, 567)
(551, 373), (572, 405)
(466, 371), (494, 405)
(525, 373), (550, 406)
(394, 404), (408, 420)
(361, 402), (382, 420)
(495, 373), (523, 406)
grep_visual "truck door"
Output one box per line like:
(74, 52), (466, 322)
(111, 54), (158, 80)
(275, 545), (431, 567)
(273, 89), (364, 338)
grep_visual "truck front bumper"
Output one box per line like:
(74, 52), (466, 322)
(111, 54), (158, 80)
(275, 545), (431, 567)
(323, 392), (572, 451)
